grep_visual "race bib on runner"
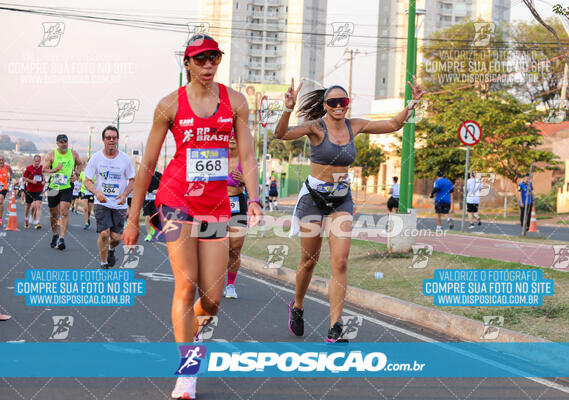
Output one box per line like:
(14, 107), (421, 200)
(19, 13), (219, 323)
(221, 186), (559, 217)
(186, 148), (228, 182)
(34, 175), (43, 182)
(53, 173), (68, 186)
(229, 195), (240, 214)
(145, 192), (156, 201)
(316, 182), (349, 195)
(101, 183), (120, 197)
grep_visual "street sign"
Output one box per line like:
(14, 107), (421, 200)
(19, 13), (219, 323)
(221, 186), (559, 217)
(458, 120), (482, 231)
(458, 120), (482, 146)
(260, 95), (269, 128)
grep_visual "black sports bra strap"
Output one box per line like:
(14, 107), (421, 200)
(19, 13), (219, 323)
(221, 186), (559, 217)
(345, 119), (354, 140)
(319, 118), (329, 137)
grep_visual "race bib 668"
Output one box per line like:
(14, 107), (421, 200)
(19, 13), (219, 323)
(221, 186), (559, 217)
(186, 148), (228, 182)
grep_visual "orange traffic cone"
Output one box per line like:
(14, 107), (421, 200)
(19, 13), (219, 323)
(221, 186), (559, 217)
(6, 194), (18, 231)
(528, 209), (539, 233)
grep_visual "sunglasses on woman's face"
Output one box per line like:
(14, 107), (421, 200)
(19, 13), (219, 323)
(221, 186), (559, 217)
(192, 52), (222, 66)
(325, 97), (350, 108)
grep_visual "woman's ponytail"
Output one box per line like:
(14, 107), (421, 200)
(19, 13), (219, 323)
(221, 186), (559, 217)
(297, 89), (326, 121)
(296, 85), (348, 121)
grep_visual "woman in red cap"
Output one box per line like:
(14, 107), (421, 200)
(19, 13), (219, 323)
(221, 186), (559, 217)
(124, 34), (262, 400)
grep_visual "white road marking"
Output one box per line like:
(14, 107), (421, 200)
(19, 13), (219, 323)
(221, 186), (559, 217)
(240, 272), (569, 394)
(149, 243), (569, 392)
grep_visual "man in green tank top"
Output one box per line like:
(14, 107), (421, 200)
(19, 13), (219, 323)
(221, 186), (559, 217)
(43, 134), (83, 250)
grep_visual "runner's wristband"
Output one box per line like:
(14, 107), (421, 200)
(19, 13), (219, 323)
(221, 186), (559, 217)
(247, 198), (262, 207)
(283, 107), (294, 113)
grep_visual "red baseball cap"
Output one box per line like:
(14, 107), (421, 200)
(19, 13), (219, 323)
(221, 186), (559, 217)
(184, 37), (224, 58)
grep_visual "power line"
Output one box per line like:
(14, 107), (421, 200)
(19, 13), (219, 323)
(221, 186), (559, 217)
(1, 3), (568, 48)
(0, 117), (152, 124)
(0, 109), (154, 123)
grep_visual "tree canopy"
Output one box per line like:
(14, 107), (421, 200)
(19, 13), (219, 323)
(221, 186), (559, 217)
(414, 86), (558, 185)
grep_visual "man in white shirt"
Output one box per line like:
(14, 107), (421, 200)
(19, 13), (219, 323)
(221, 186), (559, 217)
(84, 126), (135, 268)
(387, 176), (400, 213)
(466, 170), (482, 229)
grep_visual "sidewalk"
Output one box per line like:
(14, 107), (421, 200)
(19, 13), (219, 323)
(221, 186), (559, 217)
(357, 231), (566, 270)
(277, 193), (569, 228)
(265, 200), (567, 269)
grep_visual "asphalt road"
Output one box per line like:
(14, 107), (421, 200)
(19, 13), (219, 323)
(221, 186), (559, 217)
(1, 202), (569, 399)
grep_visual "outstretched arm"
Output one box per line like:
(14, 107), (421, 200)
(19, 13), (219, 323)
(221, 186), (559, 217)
(351, 76), (426, 135)
(274, 78), (315, 141)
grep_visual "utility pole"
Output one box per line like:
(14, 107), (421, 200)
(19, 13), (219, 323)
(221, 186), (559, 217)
(236, 76), (244, 93)
(460, 147), (471, 232)
(175, 51), (184, 88)
(560, 16), (569, 114)
(254, 92), (261, 159)
(87, 126), (94, 159)
(398, 0), (417, 214)
(561, 64), (568, 110)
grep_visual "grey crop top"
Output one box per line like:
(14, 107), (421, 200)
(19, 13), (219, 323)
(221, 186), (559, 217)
(310, 118), (357, 166)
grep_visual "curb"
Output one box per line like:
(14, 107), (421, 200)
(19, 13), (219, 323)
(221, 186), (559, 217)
(241, 255), (546, 344)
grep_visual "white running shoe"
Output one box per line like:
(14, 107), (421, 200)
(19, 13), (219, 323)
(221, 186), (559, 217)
(224, 284), (238, 299)
(171, 376), (197, 399)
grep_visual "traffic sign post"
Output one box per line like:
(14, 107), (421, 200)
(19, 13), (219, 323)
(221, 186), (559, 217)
(260, 96), (269, 213)
(260, 96), (269, 129)
(259, 96), (270, 236)
(458, 121), (482, 231)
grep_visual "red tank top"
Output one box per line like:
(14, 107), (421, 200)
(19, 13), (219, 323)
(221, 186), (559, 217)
(156, 84), (233, 220)
(23, 164), (44, 192)
(0, 165), (8, 190)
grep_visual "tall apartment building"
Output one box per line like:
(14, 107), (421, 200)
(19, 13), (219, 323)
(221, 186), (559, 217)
(375, 0), (511, 99)
(369, 0), (511, 196)
(199, 0), (326, 86)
